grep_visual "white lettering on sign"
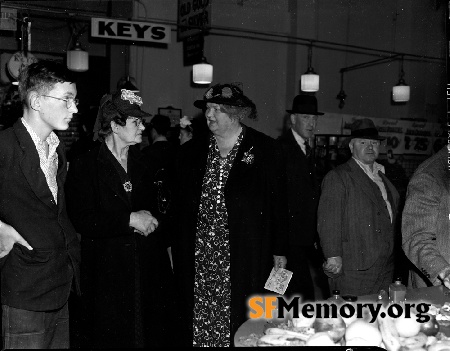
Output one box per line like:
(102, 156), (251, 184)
(91, 18), (171, 44)
(0, 7), (17, 31)
(178, 0), (211, 40)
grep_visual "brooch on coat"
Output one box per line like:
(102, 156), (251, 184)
(241, 146), (254, 165)
(123, 181), (133, 192)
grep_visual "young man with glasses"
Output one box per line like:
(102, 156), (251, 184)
(0, 60), (81, 348)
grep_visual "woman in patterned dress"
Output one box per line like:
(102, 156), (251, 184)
(171, 83), (289, 347)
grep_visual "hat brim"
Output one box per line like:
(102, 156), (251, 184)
(286, 109), (324, 115)
(117, 107), (152, 118)
(194, 98), (253, 109)
(349, 135), (385, 141)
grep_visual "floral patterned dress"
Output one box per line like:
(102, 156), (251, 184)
(192, 130), (244, 347)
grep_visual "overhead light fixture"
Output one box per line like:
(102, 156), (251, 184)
(392, 55), (410, 102)
(67, 40), (89, 72)
(192, 33), (213, 84)
(66, 21), (89, 72)
(301, 42), (319, 92)
(336, 72), (346, 109)
(193, 56), (213, 84)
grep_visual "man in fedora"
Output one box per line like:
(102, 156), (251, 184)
(278, 94), (325, 302)
(317, 118), (400, 296)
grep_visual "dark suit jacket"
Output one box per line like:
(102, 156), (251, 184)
(402, 146), (450, 288)
(65, 142), (175, 347)
(317, 158), (400, 271)
(171, 125), (288, 343)
(278, 130), (320, 247)
(0, 119), (80, 311)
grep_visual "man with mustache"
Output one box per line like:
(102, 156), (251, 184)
(0, 60), (81, 348)
(317, 118), (400, 296)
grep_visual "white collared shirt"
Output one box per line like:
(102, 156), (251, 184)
(291, 128), (308, 155)
(353, 157), (393, 222)
(21, 118), (60, 204)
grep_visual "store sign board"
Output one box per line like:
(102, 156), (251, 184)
(91, 17), (171, 44)
(0, 7), (17, 31)
(177, 0), (211, 41)
(341, 115), (441, 155)
(183, 33), (203, 66)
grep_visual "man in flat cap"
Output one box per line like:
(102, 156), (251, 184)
(317, 118), (400, 296)
(278, 94), (325, 302)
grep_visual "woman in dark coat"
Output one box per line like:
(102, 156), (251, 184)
(65, 89), (176, 348)
(171, 83), (289, 347)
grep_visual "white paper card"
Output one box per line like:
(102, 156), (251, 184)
(264, 267), (293, 295)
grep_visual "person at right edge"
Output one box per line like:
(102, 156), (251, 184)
(402, 145), (449, 289)
(317, 118), (400, 296)
(277, 94), (325, 302)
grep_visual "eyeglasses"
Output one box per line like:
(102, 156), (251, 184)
(41, 95), (79, 109)
(127, 117), (146, 128)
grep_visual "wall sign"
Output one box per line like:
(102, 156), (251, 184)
(0, 7), (17, 31)
(91, 17), (171, 44)
(177, 0), (211, 41)
(341, 115), (444, 155)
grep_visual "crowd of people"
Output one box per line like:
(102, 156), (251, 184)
(0, 59), (448, 348)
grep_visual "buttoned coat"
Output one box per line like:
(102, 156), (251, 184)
(0, 119), (80, 311)
(171, 126), (288, 344)
(277, 130), (321, 301)
(402, 146), (450, 288)
(318, 158), (400, 271)
(65, 143), (175, 348)
(278, 130), (320, 247)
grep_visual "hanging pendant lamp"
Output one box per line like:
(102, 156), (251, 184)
(67, 40), (89, 72)
(392, 55), (410, 102)
(301, 43), (319, 92)
(193, 56), (213, 84)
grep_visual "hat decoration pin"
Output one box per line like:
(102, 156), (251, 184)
(121, 89), (143, 106)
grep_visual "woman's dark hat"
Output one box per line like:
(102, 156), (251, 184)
(110, 89), (151, 118)
(350, 118), (385, 140)
(286, 94), (324, 115)
(194, 83), (255, 109)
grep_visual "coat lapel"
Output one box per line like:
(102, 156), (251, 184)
(128, 146), (148, 206)
(14, 120), (57, 211)
(227, 126), (255, 184)
(97, 143), (131, 210)
(56, 144), (68, 214)
(285, 131), (317, 186)
(347, 158), (384, 210)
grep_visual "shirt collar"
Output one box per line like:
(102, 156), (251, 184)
(21, 117), (60, 149)
(353, 156), (385, 176)
(291, 128), (307, 147)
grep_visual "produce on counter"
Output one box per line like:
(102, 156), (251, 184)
(237, 302), (450, 348)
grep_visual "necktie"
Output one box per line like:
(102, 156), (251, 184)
(305, 139), (312, 159)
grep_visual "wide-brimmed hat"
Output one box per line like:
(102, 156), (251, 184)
(111, 89), (151, 118)
(349, 118), (385, 141)
(286, 94), (324, 115)
(194, 83), (255, 109)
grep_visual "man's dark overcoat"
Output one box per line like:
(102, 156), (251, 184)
(277, 130), (321, 301)
(318, 157), (400, 295)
